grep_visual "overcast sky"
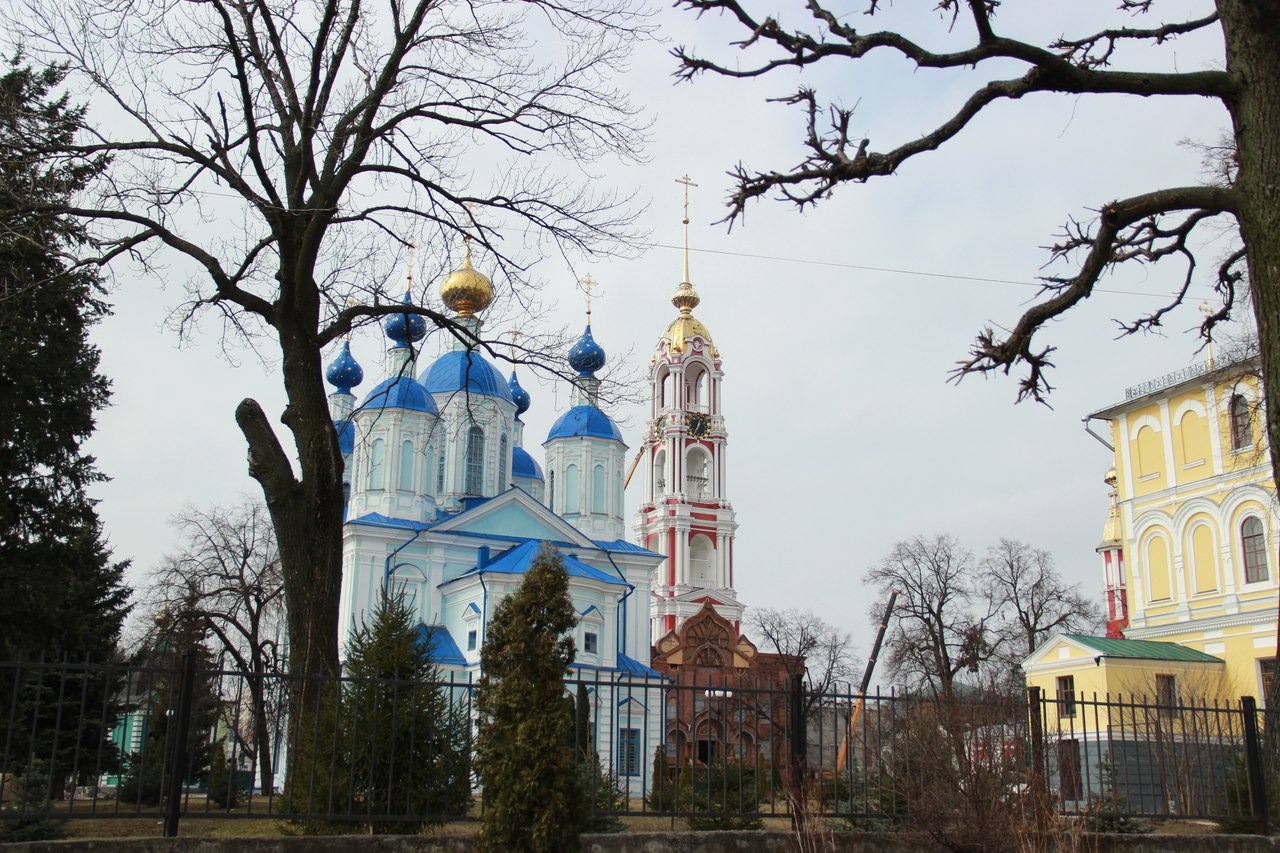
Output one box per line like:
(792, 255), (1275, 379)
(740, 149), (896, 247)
(78, 0), (1236, 664)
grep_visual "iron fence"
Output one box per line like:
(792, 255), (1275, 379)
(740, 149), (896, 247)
(2, 657), (1278, 836)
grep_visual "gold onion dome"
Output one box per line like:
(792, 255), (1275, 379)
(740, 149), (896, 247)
(662, 280), (717, 356)
(438, 240), (493, 317)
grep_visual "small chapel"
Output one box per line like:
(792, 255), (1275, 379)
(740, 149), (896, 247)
(327, 200), (797, 780)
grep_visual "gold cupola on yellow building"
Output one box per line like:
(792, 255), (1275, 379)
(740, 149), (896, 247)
(438, 237), (493, 318)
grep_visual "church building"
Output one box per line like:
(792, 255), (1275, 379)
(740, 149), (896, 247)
(328, 240), (665, 784)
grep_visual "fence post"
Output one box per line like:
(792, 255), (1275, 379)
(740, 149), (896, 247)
(1027, 686), (1048, 830)
(789, 672), (806, 776)
(1241, 695), (1268, 835)
(163, 650), (198, 839)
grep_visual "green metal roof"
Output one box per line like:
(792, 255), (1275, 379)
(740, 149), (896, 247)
(1062, 634), (1224, 663)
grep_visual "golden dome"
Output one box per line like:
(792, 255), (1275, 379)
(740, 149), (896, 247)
(662, 280), (717, 356)
(439, 241), (493, 317)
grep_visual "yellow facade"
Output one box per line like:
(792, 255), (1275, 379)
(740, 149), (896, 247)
(1024, 353), (1279, 706)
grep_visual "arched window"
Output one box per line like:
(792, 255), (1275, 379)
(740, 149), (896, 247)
(686, 363), (707, 412)
(548, 470), (555, 509)
(368, 438), (385, 489)
(592, 465), (606, 513)
(566, 464), (580, 513)
(1242, 516), (1269, 583)
(465, 426), (485, 494)
(690, 535), (713, 586)
(685, 448), (709, 498)
(499, 434), (509, 490)
(398, 440), (414, 490)
(342, 480), (350, 504)
(436, 446), (446, 493)
(653, 450), (666, 495)
(1231, 394), (1252, 450)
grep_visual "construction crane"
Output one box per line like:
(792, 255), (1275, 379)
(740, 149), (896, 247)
(835, 589), (899, 771)
(623, 447), (644, 488)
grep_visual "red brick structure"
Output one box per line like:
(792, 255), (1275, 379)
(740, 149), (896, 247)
(650, 601), (800, 771)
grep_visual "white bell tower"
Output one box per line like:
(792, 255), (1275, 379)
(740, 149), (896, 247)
(637, 176), (742, 638)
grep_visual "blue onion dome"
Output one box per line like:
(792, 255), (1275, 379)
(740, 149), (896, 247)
(384, 290), (428, 345)
(360, 376), (440, 415)
(511, 446), (543, 480)
(567, 325), (606, 377)
(325, 340), (364, 394)
(546, 405), (623, 443)
(420, 350), (513, 401)
(508, 370), (531, 418)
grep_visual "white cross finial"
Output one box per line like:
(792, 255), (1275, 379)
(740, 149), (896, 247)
(579, 274), (601, 322)
(676, 175), (697, 283)
(507, 326), (523, 360)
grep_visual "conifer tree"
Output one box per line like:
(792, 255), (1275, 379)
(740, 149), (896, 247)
(341, 591), (471, 832)
(476, 544), (585, 852)
(0, 57), (131, 798)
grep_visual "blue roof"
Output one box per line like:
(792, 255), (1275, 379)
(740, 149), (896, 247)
(345, 512), (432, 531)
(360, 376), (440, 414)
(618, 652), (664, 679)
(458, 539), (627, 586)
(592, 538), (663, 557)
(546, 405), (623, 443)
(385, 291), (428, 345)
(509, 371), (531, 417)
(567, 324), (606, 377)
(421, 350), (513, 401)
(512, 446), (543, 480)
(415, 624), (467, 666)
(335, 419), (355, 455)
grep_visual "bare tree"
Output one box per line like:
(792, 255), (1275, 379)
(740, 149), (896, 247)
(981, 539), (1101, 660)
(150, 500), (284, 794)
(866, 534), (1003, 698)
(746, 607), (859, 715)
(5, 0), (649, 680)
(673, 1), (1280, 505)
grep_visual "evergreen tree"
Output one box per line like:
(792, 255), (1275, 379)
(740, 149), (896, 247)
(0, 57), (130, 798)
(0, 762), (65, 842)
(340, 592), (471, 832)
(476, 544), (585, 852)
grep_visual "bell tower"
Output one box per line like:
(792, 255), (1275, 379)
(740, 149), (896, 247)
(638, 177), (742, 638)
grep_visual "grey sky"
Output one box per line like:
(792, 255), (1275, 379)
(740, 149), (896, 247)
(80, 0), (1237, 664)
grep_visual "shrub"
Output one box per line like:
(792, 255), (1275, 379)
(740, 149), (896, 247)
(0, 763), (65, 842)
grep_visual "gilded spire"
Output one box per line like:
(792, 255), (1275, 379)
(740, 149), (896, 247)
(676, 174), (697, 285)
(661, 176), (715, 355)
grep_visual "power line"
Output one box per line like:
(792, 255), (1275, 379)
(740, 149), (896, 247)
(642, 241), (1211, 300)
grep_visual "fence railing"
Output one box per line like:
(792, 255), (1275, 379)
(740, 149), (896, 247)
(2, 658), (1277, 836)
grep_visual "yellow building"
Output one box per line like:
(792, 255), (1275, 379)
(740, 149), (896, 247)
(1021, 350), (1278, 808)
(1026, 349), (1277, 706)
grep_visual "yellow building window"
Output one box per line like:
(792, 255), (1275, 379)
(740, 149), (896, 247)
(1230, 394), (1253, 450)
(1056, 675), (1076, 718)
(1156, 674), (1178, 712)
(1242, 516), (1269, 583)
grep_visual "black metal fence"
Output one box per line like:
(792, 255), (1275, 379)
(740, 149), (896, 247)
(2, 657), (1277, 836)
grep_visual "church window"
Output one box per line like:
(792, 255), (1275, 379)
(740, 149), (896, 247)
(467, 630), (477, 651)
(1243, 516), (1268, 583)
(398, 440), (414, 490)
(690, 535), (713, 586)
(1156, 674), (1178, 712)
(499, 434), (509, 489)
(566, 464), (580, 512)
(368, 438), (385, 489)
(619, 728), (641, 776)
(653, 450), (666, 495)
(685, 449), (709, 499)
(584, 631), (598, 654)
(548, 470), (555, 509)
(1056, 675), (1075, 718)
(342, 481), (350, 504)
(592, 465), (606, 513)
(395, 578), (419, 617)
(686, 364), (707, 412)
(1231, 394), (1253, 450)
(465, 426), (484, 494)
(436, 446), (446, 493)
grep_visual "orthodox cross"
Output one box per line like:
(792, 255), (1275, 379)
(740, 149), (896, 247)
(580, 273), (600, 323)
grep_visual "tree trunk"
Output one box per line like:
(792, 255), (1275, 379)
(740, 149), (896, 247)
(1220, 0), (1280, 786)
(235, 273), (345, 689)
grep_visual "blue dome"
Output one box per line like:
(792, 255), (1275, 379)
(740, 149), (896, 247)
(360, 376), (440, 414)
(546, 405), (623, 443)
(508, 371), (531, 417)
(567, 325), (606, 377)
(420, 350), (513, 402)
(385, 291), (427, 345)
(334, 419), (355, 455)
(325, 341), (364, 394)
(511, 446), (543, 480)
